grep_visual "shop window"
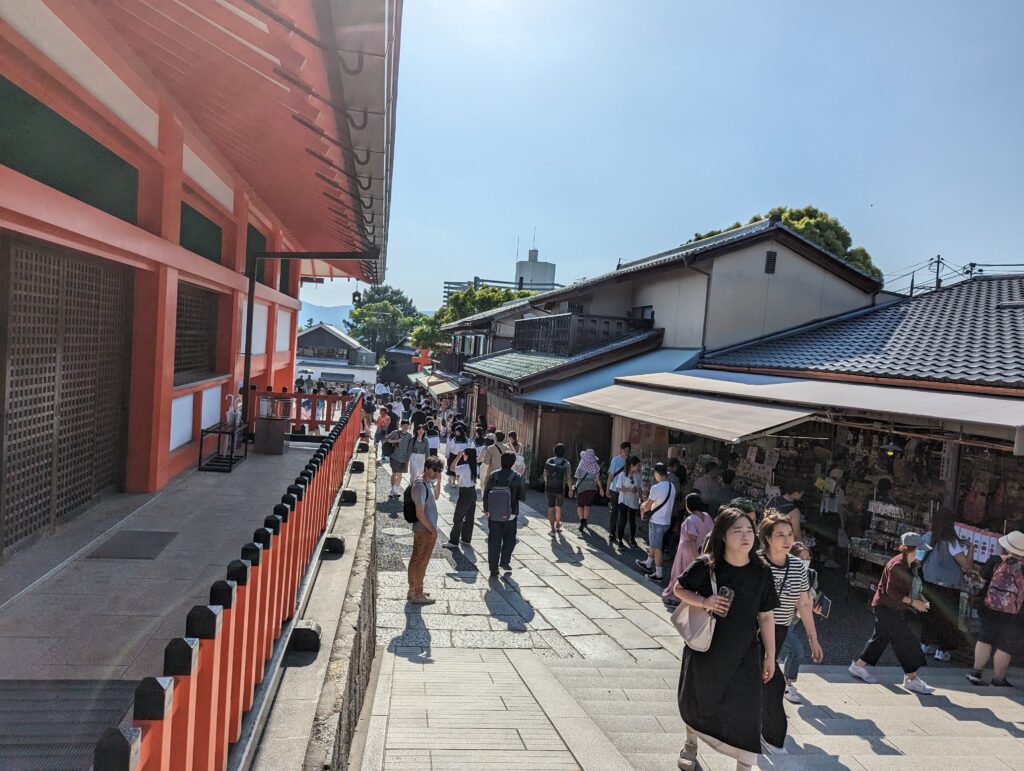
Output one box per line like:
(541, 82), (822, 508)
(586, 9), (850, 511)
(0, 75), (138, 223)
(631, 305), (655, 320)
(180, 203), (222, 264)
(174, 282), (219, 385)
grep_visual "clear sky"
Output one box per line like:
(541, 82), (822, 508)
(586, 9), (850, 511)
(301, 0), (1024, 310)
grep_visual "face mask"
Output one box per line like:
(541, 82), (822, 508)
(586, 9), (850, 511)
(799, 559), (811, 570)
(915, 548), (927, 562)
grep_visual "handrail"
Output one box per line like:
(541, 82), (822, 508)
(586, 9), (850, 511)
(94, 396), (366, 771)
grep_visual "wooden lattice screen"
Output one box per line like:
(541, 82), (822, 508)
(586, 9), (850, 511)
(173, 282), (218, 383)
(0, 236), (133, 555)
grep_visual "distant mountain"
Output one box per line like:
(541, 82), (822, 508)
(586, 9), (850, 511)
(300, 302), (353, 329)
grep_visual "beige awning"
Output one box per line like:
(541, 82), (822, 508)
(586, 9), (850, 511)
(565, 384), (814, 443)
(428, 380), (461, 398)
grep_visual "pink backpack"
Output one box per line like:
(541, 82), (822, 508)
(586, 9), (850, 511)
(985, 557), (1024, 616)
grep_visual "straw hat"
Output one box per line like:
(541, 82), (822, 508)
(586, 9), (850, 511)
(999, 531), (1024, 557)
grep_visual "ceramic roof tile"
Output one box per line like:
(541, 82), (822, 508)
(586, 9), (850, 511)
(706, 277), (1024, 389)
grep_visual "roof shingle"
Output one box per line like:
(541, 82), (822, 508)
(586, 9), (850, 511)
(705, 277), (1024, 389)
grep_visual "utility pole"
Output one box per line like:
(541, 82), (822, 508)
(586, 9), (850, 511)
(929, 254), (943, 290)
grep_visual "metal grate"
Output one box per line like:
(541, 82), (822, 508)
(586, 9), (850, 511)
(1, 237), (133, 552)
(174, 281), (218, 380)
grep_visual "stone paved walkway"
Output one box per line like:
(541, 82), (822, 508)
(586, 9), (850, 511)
(360, 470), (1024, 770)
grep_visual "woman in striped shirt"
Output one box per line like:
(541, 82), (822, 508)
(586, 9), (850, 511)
(758, 514), (823, 755)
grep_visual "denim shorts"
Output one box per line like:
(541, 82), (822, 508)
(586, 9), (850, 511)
(647, 521), (669, 551)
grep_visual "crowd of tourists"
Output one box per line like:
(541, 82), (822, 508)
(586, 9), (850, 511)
(369, 387), (1024, 771)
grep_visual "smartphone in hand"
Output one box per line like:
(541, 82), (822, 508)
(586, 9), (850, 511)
(714, 586), (735, 617)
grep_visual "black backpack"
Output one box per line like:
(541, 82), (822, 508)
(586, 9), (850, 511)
(403, 480), (427, 523)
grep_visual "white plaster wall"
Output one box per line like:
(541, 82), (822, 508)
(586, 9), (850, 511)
(201, 384), (222, 429)
(630, 267), (708, 348)
(170, 394), (194, 451)
(582, 281), (634, 316)
(252, 303), (268, 355)
(704, 240), (874, 350)
(276, 308), (293, 352)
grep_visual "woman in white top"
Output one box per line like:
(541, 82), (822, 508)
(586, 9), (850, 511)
(920, 509), (973, 661)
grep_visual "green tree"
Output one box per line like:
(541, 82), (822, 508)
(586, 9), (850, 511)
(345, 300), (420, 359)
(411, 285), (535, 352)
(688, 205), (883, 281)
(356, 284), (417, 317)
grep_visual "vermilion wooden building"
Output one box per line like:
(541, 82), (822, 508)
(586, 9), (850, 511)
(0, 0), (399, 560)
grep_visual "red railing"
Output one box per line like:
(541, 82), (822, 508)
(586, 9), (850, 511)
(94, 395), (366, 771)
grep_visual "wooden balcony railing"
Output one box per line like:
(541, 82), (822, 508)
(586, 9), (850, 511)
(437, 351), (468, 372)
(512, 313), (652, 356)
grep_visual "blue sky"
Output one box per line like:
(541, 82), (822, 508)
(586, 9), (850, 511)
(302, 0), (1024, 310)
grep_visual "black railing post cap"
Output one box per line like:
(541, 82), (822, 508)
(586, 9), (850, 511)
(164, 637), (200, 677)
(133, 676), (174, 721)
(94, 725), (141, 770)
(210, 579), (237, 609)
(227, 558), (251, 584)
(264, 514), (282, 535)
(281, 492), (297, 510)
(273, 502), (290, 522)
(287, 485), (303, 502)
(253, 527), (273, 550)
(185, 605), (223, 639)
(241, 542), (263, 566)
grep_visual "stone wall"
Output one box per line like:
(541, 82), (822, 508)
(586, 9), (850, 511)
(303, 450), (378, 770)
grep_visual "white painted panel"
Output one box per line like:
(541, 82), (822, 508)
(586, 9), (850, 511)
(214, 0), (270, 32)
(0, 0), (159, 146)
(170, 393), (195, 451)
(252, 303), (268, 355)
(276, 309), (293, 352)
(239, 301), (247, 353)
(183, 145), (235, 210)
(201, 384), (222, 429)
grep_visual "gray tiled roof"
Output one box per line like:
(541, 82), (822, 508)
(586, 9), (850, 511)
(442, 219), (879, 331)
(706, 276), (1024, 389)
(465, 329), (663, 384)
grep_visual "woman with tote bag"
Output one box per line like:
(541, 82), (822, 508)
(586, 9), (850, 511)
(672, 507), (779, 771)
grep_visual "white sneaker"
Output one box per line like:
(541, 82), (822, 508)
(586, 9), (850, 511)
(783, 683), (803, 703)
(904, 675), (936, 694)
(849, 662), (878, 683)
(921, 643), (935, 654)
(934, 649), (951, 662)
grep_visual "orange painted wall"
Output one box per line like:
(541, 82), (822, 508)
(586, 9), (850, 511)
(0, 16), (309, 493)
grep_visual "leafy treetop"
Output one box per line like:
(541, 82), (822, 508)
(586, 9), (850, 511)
(688, 205), (882, 281)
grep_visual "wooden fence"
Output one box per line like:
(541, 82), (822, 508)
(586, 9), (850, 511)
(93, 396), (366, 770)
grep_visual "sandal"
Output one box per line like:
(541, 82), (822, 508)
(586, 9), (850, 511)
(677, 740), (698, 770)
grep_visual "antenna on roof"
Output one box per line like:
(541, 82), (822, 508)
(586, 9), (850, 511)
(532, 226), (537, 248)
(908, 271), (915, 297)
(515, 235), (519, 261)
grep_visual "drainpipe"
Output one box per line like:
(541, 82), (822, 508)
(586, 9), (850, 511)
(686, 260), (712, 351)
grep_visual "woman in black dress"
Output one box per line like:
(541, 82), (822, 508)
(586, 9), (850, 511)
(673, 507), (779, 771)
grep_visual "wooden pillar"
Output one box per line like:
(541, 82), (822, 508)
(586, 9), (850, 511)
(126, 265), (177, 492)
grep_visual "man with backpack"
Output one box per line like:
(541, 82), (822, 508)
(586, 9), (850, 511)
(543, 443), (573, 536)
(482, 452), (526, 577)
(967, 530), (1024, 686)
(404, 456), (445, 604)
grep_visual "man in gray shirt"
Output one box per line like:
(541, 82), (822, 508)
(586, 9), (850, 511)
(407, 456), (444, 604)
